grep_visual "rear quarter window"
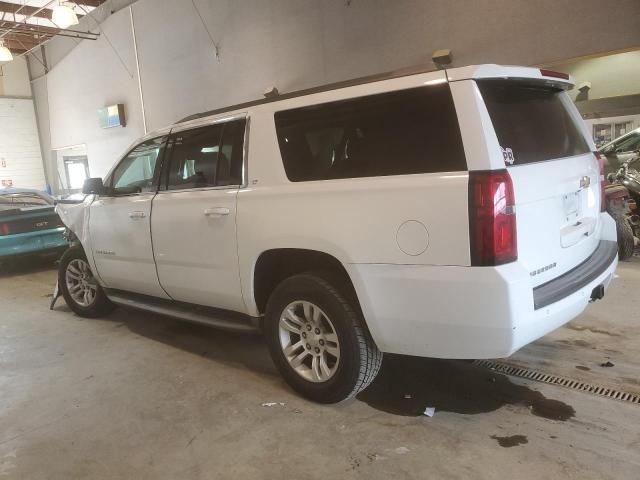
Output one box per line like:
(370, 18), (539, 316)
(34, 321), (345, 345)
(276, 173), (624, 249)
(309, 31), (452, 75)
(274, 84), (467, 181)
(478, 80), (590, 165)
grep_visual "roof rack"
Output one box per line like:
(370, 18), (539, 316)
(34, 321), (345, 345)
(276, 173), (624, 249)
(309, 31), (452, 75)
(177, 64), (438, 124)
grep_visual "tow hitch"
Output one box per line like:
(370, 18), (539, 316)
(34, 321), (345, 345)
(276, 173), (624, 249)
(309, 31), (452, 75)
(590, 284), (605, 302)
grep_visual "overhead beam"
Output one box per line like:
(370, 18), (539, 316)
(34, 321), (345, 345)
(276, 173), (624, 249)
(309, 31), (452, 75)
(0, 1), (83, 20)
(3, 38), (40, 51)
(73, 0), (104, 7)
(0, 19), (98, 38)
(1, 30), (50, 41)
(6, 46), (27, 54)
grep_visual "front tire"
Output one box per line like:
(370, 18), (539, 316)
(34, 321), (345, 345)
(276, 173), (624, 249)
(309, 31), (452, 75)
(264, 272), (382, 403)
(58, 247), (115, 318)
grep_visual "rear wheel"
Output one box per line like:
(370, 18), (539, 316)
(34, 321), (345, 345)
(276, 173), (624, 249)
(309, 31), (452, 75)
(264, 272), (382, 403)
(614, 214), (635, 261)
(58, 247), (115, 317)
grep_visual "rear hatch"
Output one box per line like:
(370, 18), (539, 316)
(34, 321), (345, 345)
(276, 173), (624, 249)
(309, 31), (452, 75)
(477, 79), (601, 287)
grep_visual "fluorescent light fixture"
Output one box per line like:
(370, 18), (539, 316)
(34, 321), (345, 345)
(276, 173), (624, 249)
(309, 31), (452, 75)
(52, 2), (79, 29)
(0, 42), (13, 62)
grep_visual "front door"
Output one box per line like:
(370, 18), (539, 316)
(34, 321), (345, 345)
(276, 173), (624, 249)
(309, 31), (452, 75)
(151, 117), (247, 312)
(90, 136), (170, 298)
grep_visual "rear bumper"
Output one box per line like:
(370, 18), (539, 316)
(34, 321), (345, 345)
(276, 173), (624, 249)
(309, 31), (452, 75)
(348, 222), (618, 359)
(0, 227), (67, 258)
(533, 240), (618, 309)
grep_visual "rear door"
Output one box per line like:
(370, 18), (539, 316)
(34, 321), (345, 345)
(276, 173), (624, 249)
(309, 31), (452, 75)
(477, 79), (601, 286)
(151, 117), (246, 312)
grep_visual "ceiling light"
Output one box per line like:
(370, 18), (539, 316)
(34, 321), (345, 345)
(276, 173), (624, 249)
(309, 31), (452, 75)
(0, 42), (13, 62)
(52, 2), (79, 29)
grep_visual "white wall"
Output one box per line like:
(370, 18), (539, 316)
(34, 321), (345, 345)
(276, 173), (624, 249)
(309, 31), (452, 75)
(0, 56), (44, 190)
(45, 11), (144, 177)
(0, 98), (45, 189)
(0, 57), (32, 97)
(552, 50), (640, 102)
(27, 0), (640, 189)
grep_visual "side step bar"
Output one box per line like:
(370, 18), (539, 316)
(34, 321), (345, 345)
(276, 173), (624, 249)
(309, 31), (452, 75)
(105, 289), (261, 334)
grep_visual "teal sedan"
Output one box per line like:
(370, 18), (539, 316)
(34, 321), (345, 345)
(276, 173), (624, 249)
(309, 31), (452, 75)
(0, 188), (68, 260)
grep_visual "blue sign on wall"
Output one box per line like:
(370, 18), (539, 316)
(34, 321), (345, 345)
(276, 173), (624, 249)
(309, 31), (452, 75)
(98, 104), (126, 129)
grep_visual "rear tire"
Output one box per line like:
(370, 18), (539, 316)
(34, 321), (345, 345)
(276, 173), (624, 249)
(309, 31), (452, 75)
(58, 246), (115, 318)
(264, 272), (382, 404)
(614, 215), (635, 261)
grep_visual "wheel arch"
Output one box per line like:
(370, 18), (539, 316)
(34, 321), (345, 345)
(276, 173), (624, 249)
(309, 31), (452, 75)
(252, 248), (369, 328)
(55, 197), (104, 285)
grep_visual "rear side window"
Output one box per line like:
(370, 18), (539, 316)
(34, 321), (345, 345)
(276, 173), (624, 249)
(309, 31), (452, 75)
(274, 84), (467, 181)
(478, 80), (590, 165)
(163, 119), (246, 191)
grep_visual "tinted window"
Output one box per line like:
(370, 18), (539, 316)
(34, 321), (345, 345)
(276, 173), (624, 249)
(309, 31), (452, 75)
(218, 120), (246, 186)
(274, 84), (467, 181)
(111, 136), (166, 194)
(478, 81), (590, 165)
(164, 120), (245, 190)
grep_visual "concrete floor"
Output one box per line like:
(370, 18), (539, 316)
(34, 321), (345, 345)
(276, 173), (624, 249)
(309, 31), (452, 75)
(1, 257), (639, 479)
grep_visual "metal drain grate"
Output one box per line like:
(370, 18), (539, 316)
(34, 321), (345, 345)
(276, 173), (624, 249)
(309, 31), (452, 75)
(474, 360), (640, 405)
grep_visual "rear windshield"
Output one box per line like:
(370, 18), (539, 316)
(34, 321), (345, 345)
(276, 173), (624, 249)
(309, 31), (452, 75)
(0, 193), (52, 209)
(478, 80), (590, 165)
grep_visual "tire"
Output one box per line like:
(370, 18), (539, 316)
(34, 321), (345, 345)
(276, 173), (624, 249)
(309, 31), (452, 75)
(264, 272), (382, 403)
(614, 215), (635, 261)
(58, 246), (115, 318)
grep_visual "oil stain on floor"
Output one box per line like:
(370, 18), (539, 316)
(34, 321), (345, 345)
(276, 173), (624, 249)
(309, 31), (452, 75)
(357, 355), (575, 420)
(490, 434), (529, 447)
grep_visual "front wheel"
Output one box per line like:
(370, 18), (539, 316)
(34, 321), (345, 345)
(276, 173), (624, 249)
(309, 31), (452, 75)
(58, 247), (115, 318)
(264, 272), (382, 403)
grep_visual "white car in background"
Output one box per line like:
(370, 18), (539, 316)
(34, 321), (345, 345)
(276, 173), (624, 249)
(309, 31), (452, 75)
(56, 64), (618, 403)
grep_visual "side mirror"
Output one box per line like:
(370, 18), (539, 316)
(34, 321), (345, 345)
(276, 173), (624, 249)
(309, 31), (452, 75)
(82, 177), (105, 195)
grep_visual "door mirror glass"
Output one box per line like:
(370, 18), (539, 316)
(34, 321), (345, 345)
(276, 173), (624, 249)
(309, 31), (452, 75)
(82, 177), (105, 195)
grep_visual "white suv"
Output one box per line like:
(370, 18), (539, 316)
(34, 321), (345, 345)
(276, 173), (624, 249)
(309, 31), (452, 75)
(56, 64), (619, 403)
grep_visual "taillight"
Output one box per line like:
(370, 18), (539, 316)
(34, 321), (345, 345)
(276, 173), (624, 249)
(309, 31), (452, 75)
(469, 170), (518, 266)
(0, 223), (9, 236)
(595, 152), (606, 212)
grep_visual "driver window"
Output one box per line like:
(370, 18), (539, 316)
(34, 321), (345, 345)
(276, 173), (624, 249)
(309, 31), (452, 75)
(111, 136), (167, 195)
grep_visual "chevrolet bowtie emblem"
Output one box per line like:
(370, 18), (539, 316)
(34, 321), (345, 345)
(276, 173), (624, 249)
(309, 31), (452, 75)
(580, 176), (590, 188)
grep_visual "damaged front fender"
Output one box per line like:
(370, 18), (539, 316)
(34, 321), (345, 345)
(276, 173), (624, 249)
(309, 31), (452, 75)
(55, 195), (104, 284)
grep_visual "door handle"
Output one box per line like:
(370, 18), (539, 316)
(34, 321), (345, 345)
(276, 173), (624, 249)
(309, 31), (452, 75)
(204, 207), (230, 217)
(128, 211), (146, 219)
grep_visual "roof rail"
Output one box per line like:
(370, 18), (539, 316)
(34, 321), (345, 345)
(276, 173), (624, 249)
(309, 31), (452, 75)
(177, 64), (438, 124)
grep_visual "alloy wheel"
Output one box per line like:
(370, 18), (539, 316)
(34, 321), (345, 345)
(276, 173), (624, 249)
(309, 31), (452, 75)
(65, 258), (98, 308)
(278, 300), (341, 383)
